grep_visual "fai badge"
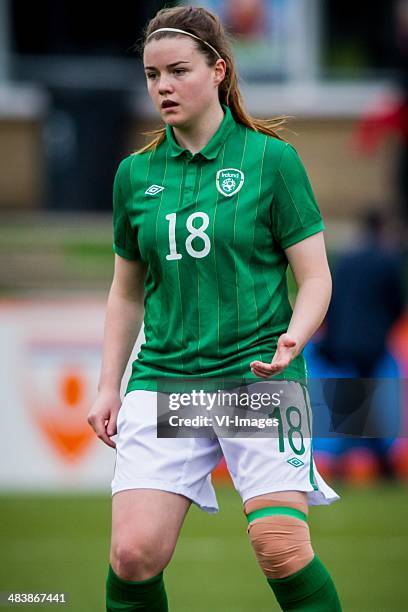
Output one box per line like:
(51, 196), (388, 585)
(216, 168), (245, 197)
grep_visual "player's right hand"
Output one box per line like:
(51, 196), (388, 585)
(87, 389), (122, 449)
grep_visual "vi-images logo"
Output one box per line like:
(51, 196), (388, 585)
(216, 168), (245, 197)
(145, 184), (165, 196)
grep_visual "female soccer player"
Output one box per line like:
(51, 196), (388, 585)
(88, 5), (342, 611)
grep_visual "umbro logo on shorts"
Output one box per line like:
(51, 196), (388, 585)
(287, 457), (304, 468)
(145, 184), (165, 196)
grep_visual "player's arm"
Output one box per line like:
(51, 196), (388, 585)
(251, 231), (331, 377)
(87, 254), (146, 447)
(284, 230), (332, 353)
(98, 254), (146, 392)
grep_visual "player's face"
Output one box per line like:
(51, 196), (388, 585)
(143, 36), (224, 128)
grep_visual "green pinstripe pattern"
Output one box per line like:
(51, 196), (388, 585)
(145, 146), (154, 188)
(252, 134), (268, 364)
(212, 142), (226, 360)
(154, 144), (169, 252)
(233, 129), (248, 375)
(195, 164), (204, 371)
(111, 104), (325, 393)
(246, 506), (308, 524)
(175, 159), (186, 374)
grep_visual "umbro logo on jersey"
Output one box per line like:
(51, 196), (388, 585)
(145, 184), (165, 196)
(216, 168), (245, 197)
(287, 457), (304, 468)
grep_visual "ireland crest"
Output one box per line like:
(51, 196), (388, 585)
(216, 168), (245, 197)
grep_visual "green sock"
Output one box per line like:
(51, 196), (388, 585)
(106, 564), (168, 611)
(267, 555), (342, 611)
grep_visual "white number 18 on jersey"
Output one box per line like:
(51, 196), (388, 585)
(165, 212), (211, 260)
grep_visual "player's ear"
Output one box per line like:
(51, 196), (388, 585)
(213, 58), (226, 87)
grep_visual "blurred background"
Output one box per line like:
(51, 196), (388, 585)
(0, 0), (407, 610)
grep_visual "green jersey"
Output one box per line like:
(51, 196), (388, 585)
(112, 104), (324, 393)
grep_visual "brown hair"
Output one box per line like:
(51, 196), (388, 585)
(136, 5), (287, 154)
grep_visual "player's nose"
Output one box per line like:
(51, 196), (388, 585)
(158, 76), (174, 95)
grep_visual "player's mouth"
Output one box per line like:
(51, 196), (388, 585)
(161, 99), (179, 110)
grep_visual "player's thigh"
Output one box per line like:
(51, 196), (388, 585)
(111, 488), (192, 566)
(243, 490), (309, 515)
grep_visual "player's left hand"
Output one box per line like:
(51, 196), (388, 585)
(250, 333), (298, 378)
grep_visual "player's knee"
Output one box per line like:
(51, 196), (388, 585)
(111, 535), (172, 581)
(244, 499), (314, 579)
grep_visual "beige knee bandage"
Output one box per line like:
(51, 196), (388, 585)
(245, 496), (314, 579)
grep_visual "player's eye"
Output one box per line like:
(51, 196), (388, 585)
(173, 68), (187, 75)
(145, 72), (157, 80)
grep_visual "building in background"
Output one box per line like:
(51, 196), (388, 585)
(0, 0), (404, 215)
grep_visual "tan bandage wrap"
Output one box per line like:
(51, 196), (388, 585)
(244, 495), (314, 579)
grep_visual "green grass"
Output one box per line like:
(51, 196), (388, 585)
(0, 483), (407, 611)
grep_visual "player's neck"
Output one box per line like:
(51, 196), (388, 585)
(172, 103), (224, 155)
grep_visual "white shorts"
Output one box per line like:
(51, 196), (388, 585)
(111, 384), (340, 514)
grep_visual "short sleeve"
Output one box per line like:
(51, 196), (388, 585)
(271, 144), (325, 250)
(112, 156), (141, 260)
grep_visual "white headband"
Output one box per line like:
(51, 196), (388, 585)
(146, 27), (222, 60)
